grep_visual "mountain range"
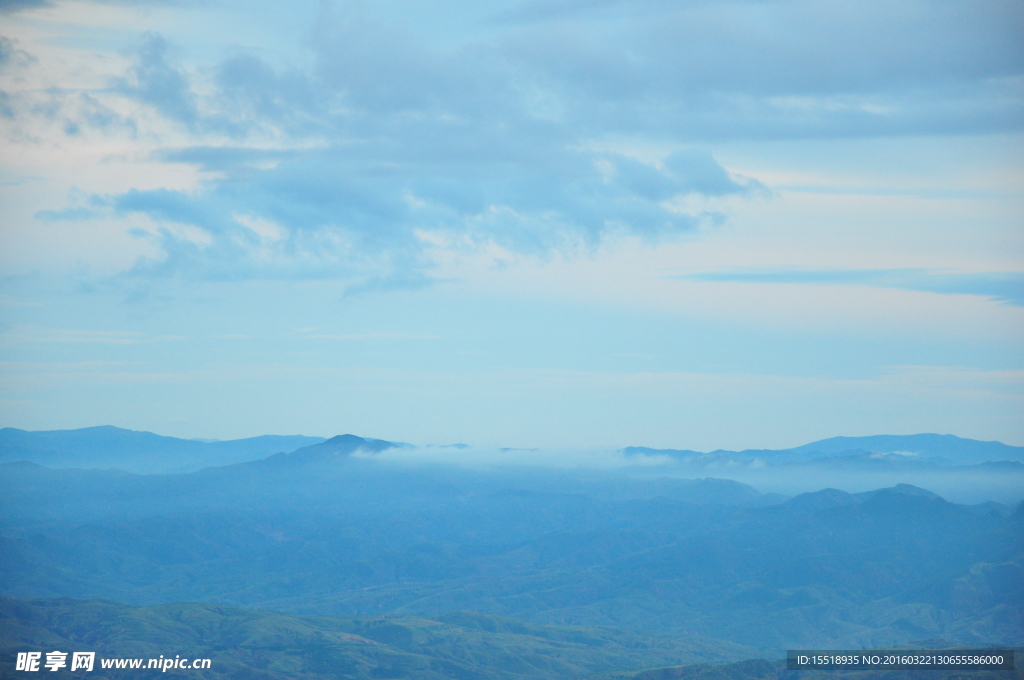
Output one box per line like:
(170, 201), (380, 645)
(8, 426), (1022, 504)
(3, 427), (1023, 476)
(2, 427), (1021, 678)
(625, 433), (1024, 465)
(1, 434), (1021, 650)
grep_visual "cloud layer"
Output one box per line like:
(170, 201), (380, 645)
(5, 0), (1023, 289)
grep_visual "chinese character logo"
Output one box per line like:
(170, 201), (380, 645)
(71, 652), (95, 671)
(44, 651), (68, 671)
(16, 652), (41, 671)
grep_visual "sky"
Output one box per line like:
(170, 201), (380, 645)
(1, 0), (1022, 450)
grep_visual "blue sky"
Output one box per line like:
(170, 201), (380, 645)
(1, 0), (1022, 449)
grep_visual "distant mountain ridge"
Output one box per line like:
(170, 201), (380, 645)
(780, 483), (943, 512)
(0, 425), (326, 474)
(625, 433), (1024, 466)
(3, 427), (1022, 478)
(258, 434), (402, 465)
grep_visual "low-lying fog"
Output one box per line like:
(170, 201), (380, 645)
(362, 445), (1024, 505)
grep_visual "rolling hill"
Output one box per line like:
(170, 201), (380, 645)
(1, 447), (1020, 650)
(0, 426), (326, 473)
(0, 597), (755, 679)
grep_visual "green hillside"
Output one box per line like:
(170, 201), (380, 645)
(0, 597), (757, 679)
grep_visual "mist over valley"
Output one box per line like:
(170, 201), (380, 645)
(2, 427), (1021, 672)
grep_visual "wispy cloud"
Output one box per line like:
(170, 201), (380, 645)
(88, 142), (757, 289)
(34, 206), (101, 221)
(298, 331), (440, 341)
(669, 268), (1024, 306)
(0, 327), (186, 345)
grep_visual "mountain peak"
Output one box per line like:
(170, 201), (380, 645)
(262, 434), (399, 465)
(856, 483), (943, 501)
